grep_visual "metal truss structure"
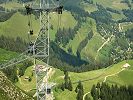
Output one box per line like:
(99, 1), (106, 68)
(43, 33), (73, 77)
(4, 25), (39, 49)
(0, 0), (63, 100)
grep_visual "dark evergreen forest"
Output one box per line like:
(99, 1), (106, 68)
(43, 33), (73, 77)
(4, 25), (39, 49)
(91, 82), (133, 100)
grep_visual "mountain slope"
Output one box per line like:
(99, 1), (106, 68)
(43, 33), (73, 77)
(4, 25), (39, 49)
(0, 0), (133, 71)
(50, 60), (133, 100)
(0, 71), (33, 100)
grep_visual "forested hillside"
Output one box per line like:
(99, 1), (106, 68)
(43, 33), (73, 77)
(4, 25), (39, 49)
(0, 0), (133, 72)
(0, 0), (133, 100)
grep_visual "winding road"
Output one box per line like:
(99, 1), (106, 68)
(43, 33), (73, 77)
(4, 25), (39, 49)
(103, 68), (125, 82)
(83, 67), (125, 100)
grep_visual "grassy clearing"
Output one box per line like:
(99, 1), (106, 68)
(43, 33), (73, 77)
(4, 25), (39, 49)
(54, 89), (77, 100)
(121, 22), (133, 31)
(111, 12), (126, 21)
(15, 66), (36, 92)
(93, 0), (129, 10)
(50, 60), (133, 100)
(80, 2), (97, 13)
(0, 12), (40, 41)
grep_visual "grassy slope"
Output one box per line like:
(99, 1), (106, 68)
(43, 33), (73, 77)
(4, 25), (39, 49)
(0, 88), (10, 100)
(50, 11), (77, 40)
(0, 48), (18, 64)
(93, 0), (129, 10)
(0, 11), (77, 41)
(0, 12), (40, 41)
(107, 60), (133, 85)
(0, 48), (36, 95)
(121, 22), (133, 31)
(80, 18), (104, 62)
(80, 1), (97, 13)
(0, 2), (23, 10)
(0, 71), (33, 100)
(111, 12), (126, 21)
(81, 33), (104, 61)
(50, 60), (133, 100)
(64, 17), (93, 55)
(15, 66), (36, 92)
(62, 16), (105, 62)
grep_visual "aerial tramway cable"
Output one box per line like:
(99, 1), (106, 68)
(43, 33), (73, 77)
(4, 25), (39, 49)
(57, 0), (63, 30)
(0, 1), (63, 99)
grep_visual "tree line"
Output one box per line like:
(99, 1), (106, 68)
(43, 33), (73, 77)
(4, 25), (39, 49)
(0, 35), (98, 73)
(106, 7), (121, 14)
(55, 7), (88, 47)
(56, 71), (84, 100)
(89, 4), (112, 24)
(0, 35), (117, 73)
(122, 9), (133, 22)
(55, 28), (75, 46)
(84, 0), (94, 4)
(125, 28), (133, 42)
(0, 6), (16, 22)
(0, 35), (27, 53)
(2, 60), (33, 83)
(60, 71), (73, 91)
(77, 30), (93, 58)
(119, 9), (133, 23)
(121, 0), (131, 8)
(91, 82), (133, 100)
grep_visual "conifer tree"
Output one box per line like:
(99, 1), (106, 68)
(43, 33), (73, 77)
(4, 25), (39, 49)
(61, 83), (65, 91)
(76, 89), (84, 100)
(68, 78), (73, 91)
(76, 81), (84, 100)
(64, 71), (69, 89)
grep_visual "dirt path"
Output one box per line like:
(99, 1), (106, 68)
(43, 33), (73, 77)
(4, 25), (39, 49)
(83, 92), (90, 100)
(83, 67), (125, 100)
(119, 23), (122, 32)
(95, 35), (114, 61)
(103, 68), (125, 82)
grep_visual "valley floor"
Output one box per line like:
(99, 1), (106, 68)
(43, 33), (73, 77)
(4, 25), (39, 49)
(50, 60), (133, 100)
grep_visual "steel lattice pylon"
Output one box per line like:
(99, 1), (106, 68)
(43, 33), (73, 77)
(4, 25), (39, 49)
(34, 9), (50, 100)
(32, 0), (62, 100)
(0, 0), (63, 99)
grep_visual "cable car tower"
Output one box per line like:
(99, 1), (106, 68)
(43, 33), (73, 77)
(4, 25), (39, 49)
(0, 0), (63, 99)
(25, 0), (63, 100)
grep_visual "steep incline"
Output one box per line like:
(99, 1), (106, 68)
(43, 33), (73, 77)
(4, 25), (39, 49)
(0, 71), (33, 100)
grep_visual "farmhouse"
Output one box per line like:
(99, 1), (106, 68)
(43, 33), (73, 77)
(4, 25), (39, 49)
(122, 63), (130, 69)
